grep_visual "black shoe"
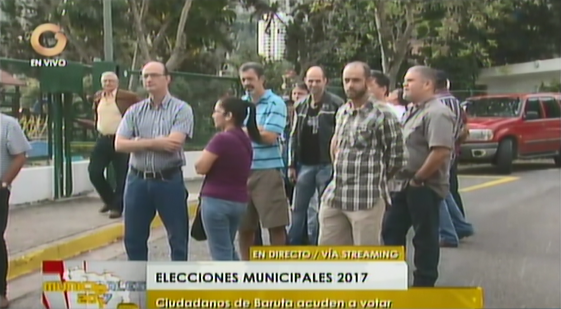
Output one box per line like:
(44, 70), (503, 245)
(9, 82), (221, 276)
(108, 210), (122, 219)
(99, 205), (110, 213)
(440, 240), (459, 248)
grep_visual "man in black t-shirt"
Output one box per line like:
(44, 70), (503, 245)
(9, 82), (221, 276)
(287, 66), (344, 245)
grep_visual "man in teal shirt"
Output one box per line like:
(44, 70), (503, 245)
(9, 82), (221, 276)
(238, 62), (289, 258)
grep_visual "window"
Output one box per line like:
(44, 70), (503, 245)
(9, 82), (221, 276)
(541, 97), (561, 118)
(465, 97), (521, 117)
(524, 98), (544, 118)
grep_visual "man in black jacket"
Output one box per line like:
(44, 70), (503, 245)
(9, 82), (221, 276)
(287, 66), (344, 245)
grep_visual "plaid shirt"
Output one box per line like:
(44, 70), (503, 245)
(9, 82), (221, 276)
(321, 99), (405, 211)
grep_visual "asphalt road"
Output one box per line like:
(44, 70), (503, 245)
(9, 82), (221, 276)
(10, 162), (561, 308)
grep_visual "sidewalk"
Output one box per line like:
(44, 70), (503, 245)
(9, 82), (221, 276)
(6, 178), (203, 280)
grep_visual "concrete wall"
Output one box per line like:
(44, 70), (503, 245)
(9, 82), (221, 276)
(11, 151), (203, 205)
(477, 58), (561, 94)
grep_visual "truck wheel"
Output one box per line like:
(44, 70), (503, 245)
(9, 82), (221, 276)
(554, 147), (561, 167)
(496, 139), (514, 174)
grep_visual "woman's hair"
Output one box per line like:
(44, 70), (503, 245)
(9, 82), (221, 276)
(393, 88), (408, 106)
(294, 82), (308, 92)
(220, 97), (262, 143)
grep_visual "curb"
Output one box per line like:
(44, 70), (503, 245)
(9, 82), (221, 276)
(7, 199), (199, 281)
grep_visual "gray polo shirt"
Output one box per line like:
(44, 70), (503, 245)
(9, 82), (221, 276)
(116, 95), (194, 172)
(402, 99), (455, 198)
(0, 114), (32, 178)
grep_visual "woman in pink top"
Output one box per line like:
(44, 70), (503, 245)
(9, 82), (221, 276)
(387, 88), (409, 121)
(194, 97), (261, 260)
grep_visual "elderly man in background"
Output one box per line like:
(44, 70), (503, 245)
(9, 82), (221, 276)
(86, 72), (140, 219)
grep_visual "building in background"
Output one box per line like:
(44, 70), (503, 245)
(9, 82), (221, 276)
(257, 12), (290, 61)
(257, 0), (296, 61)
(476, 58), (561, 94)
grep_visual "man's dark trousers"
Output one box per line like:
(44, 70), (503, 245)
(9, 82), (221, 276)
(381, 185), (441, 287)
(0, 188), (9, 297)
(124, 170), (188, 260)
(88, 135), (129, 213)
(449, 159), (464, 217)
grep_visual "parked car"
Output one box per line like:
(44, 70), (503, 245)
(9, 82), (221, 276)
(460, 93), (561, 174)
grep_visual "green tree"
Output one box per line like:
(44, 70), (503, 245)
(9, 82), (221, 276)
(0, 0), (267, 72)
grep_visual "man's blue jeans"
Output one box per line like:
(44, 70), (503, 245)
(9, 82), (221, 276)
(307, 193), (318, 240)
(201, 196), (246, 261)
(288, 164), (332, 245)
(439, 192), (474, 246)
(123, 170), (188, 261)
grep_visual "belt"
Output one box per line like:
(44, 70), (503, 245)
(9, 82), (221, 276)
(130, 167), (181, 180)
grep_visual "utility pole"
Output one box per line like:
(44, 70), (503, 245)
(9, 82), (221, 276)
(102, 0), (114, 61)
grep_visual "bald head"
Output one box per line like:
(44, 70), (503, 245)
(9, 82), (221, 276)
(344, 62), (371, 79)
(142, 61), (170, 95)
(408, 66), (438, 85)
(403, 65), (438, 103)
(101, 71), (118, 92)
(143, 61), (168, 75)
(342, 61), (371, 101)
(305, 66), (327, 96)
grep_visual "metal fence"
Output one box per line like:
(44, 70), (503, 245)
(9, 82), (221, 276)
(0, 57), (243, 160)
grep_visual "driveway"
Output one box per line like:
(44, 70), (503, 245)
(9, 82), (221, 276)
(9, 163), (561, 308)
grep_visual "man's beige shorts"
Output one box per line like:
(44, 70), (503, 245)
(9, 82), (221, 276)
(239, 169), (290, 231)
(318, 199), (386, 245)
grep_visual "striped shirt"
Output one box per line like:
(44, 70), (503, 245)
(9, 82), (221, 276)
(116, 94), (194, 172)
(437, 91), (463, 140)
(321, 100), (405, 211)
(0, 114), (32, 178)
(243, 90), (287, 170)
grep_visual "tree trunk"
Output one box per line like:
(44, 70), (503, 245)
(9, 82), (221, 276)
(128, 42), (139, 91)
(165, 0), (194, 71)
(128, 0), (152, 63)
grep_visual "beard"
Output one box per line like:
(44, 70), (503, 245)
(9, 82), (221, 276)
(345, 87), (368, 100)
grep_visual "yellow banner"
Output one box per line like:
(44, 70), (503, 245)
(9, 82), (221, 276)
(147, 288), (483, 308)
(250, 246), (405, 261)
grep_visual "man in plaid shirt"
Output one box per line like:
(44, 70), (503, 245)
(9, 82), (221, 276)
(319, 62), (405, 246)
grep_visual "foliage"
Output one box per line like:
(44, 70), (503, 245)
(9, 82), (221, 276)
(0, 0), (267, 73)
(284, 0), (561, 90)
(538, 80), (561, 92)
(20, 78), (40, 108)
(19, 115), (48, 140)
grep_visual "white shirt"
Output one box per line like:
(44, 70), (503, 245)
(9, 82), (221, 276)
(387, 104), (407, 121)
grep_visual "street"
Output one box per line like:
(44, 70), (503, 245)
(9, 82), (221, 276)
(9, 163), (561, 308)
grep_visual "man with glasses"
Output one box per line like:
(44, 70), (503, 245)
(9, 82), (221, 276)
(115, 61), (194, 261)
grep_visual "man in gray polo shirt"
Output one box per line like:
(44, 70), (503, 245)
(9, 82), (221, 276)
(115, 61), (194, 261)
(0, 113), (31, 307)
(381, 66), (455, 287)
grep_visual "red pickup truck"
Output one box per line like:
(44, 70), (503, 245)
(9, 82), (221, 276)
(460, 93), (561, 174)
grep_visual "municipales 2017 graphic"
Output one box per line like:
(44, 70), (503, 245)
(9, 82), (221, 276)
(42, 261), (147, 309)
